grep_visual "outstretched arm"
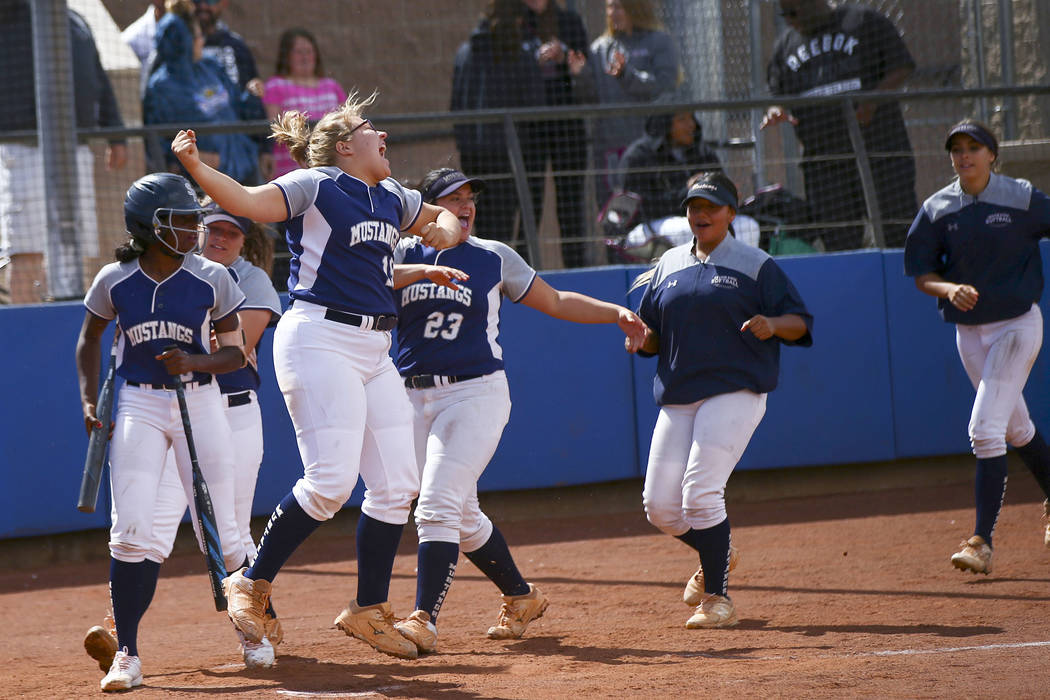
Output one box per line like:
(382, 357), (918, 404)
(393, 264), (469, 290)
(171, 129), (288, 223)
(520, 277), (647, 352)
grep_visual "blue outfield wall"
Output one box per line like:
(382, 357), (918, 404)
(3, 244), (1050, 539)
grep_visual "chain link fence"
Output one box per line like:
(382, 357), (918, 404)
(3, 0), (1048, 303)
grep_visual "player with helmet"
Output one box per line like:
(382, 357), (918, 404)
(82, 204), (284, 672)
(171, 90), (463, 660)
(633, 171), (812, 629)
(75, 172), (249, 691)
(389, 167), (646, 654)
(905, 119), (1050, 575)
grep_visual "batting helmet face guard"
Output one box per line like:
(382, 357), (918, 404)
(124, 173), (208, 257)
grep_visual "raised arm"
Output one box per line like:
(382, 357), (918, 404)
(520, 277), (647, 352)
(406, 202), (461, 250)
(171, 129), (288, 223)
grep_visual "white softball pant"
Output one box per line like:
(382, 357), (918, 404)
(643, 390), (767, 535)
(107, 382), (244, 569)
(956, 304), (1043, 459)
(150, 391), (264, 566)
(274, 302), (419, 523)
(407, 372), (512, 550)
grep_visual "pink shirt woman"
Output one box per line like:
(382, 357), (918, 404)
(263, 28), (347, 178)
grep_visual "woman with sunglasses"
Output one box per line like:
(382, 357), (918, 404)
(76, 173), (249, 691)
(172, 91), (463, 660)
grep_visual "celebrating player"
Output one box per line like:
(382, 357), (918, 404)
(905, 119), (1050, 575)
(171, 91), (462, 660)
(75, 173), (249, 692)
(388, 168), (646, 654)
(633, 172), (813, 628)
(83, 205), (285, 673)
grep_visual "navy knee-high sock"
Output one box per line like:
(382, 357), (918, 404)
(246, 493), (322, 583)
(355, 514), (404, 607)
(110, 559), (161, 657)
(975, 455), (1009, 546)
(415, 541), (459, 621)
(675, 518), (732, 597)
(1015, 430), (1050, 499)
(464, 526), (529, 597)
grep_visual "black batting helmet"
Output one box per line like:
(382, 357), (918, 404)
(123, 173), (207, 255)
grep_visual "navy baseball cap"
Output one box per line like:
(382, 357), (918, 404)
(944, 121), (999, 156)
(422, 169), (485, 203)
(203, 207), (252, 235)
(681, 180), (738, 210)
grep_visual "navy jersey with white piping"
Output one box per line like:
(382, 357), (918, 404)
(637, 236), (813, 406)
(904, 172), (1050, 325)
(84, 254), (245, 385)
(393, 236), (536, 376)
(273, 166), (422, 315)
(216, 256), (282, 393)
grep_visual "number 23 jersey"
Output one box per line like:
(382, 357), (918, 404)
(393, 236), (536, 377)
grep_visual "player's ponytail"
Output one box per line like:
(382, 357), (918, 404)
(270, 110), (312, 169)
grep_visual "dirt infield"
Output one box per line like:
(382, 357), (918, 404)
(4, 458), (1050, 698)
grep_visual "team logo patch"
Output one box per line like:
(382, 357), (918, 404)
(985, 212), (1012, 227)
(666, 279), (678, 288)
(711, 275), (739, 289)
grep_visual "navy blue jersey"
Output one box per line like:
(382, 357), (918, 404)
(637, 236), (813, 406)
(274, 166), (422, 316)
(84, 254), (245, 385)
(904, 173), (1050, 325)
(393, 236), (536, 376)
(216, 256), (282, 393)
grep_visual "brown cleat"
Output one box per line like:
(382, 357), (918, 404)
(486, 584), (550, 640)
(222, 567), (272, 643)
(394, 609), (438, 654)
(334, 601), (418, 659)
(951, 535), (993, 575)
(686, 593), (739, 628)
(84, 625), (119, 672)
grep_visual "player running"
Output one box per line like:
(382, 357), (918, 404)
(171, 91), (462, 660)
(905, 119), (1050, 574)
(75, 173), (249, 691)
(388, 168), (646, 654)
(633, 172), (813, 628)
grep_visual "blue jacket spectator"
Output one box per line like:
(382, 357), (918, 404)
(144, 12), (260, 185)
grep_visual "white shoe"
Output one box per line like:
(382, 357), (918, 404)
(686, 594), (739, 629)
(100, 648), (142, 692)
(1043, 500), (1050, 548)
(236, 628), (275, 669)
(951, 535), (993, 575)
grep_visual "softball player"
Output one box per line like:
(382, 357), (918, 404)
(75, 173), (249, 692)
(84, 205), (285, 673)
(171, 91), (462, 660)
(388, 168), (646, 653)
(905, 119), (1050, 575)
(635, 172), (812, 628)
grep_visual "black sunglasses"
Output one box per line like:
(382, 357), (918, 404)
(347, 118), (374, 138)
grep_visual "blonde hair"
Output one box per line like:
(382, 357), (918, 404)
(270, 89), (378, 169)
(164, 0), (196, 27)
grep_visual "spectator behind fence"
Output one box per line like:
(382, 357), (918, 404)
(568, 0), (679, 205)
(263, 28), (347, 180)
(144, 4), (262, 186)
(194, 0), (269, 176)
(0, 0), (127, 304)
(451, 0), (546, 260)
(619, 108), (722, 224)
(519, 0), (589, 268)
(763, 0), (917, 251)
